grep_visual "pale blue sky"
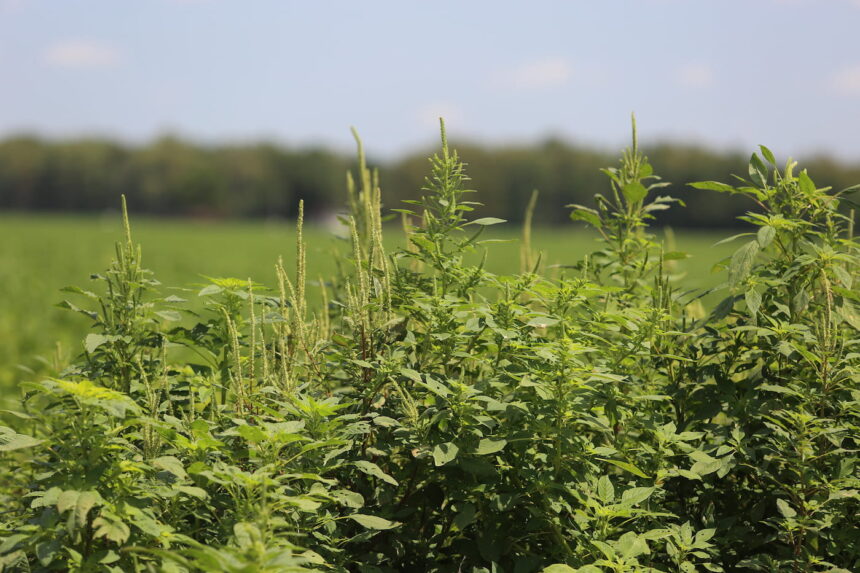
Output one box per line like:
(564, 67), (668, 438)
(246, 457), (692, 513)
(1, 0), (858, 159)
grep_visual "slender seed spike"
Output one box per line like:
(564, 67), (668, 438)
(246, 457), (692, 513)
(439, 118), (449, 160)
(121, 194), (133, 248)
(631, 112), (638, 157)
(521, 189), (539, 272)
(346, 171), (357, 217)
(318, 275), (330, 337)
(248, 278), (257, 391)
(351, 126), (366, 176)
(296, 200), (306, 322)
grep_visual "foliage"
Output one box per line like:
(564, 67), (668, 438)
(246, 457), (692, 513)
(1, 121), (858, 572)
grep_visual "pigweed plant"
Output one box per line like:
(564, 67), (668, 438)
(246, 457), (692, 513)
(1, 119), (859, 572)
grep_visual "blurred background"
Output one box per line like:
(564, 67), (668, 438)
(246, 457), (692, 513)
(1, 0), (858, 392)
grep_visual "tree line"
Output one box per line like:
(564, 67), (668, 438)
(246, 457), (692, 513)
(1, 134), (858, 227)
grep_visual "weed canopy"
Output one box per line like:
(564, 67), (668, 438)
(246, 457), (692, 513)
(1, 120), (859, 572)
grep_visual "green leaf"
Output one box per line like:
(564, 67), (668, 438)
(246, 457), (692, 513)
(749, 153), (768, 187)
(662, 251), (689, 261)
(418, 377), (451, 398)
(400, 367), (422, 383)
(198, 284), (222, 296)
(776, 499), (796, 518)
(57, 490), (102, 528)
(331, 333), (351, 347)
(690, 451), (722, 476)
(476, 438), (507, 455)
(597, 458), (650, 478)
(35, 540), (59, 566)
(690, 181), (735, 193)
(729, 240), (760, 287)
(84, 333), (111, 354)
(432, 442), (459, 466)
(596, 475), (615, 502)
(237, 424), (267, 443)
(285, 496), (321, 512)
(331, 489), (364, 509)
(177, 486), (208, 500)
(756, 225), (776, 248)
(745, 288), (762, 318)
(155, 310), (182, 322)
(620, 487), (655, 506)
(569, 206), (602, 228)
(49, 379), (140, 418)
(468, 217), (506, 226)
(353, 461), (398, 486)
(453, 503), (477, 530)
(153, 456), (188, 480)
(526, 316), (559, 328)
(622, 181), (648, 203)
(615, 532), (649, 559)
(348, 514), (398, 530)
(0, 426), (42, 452)
(798, 170), (816, 195)
(542, 566), (578, 573)
(759, 145), (776, 165)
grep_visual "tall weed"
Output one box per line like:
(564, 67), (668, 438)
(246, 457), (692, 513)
(1, 121), (858, 572)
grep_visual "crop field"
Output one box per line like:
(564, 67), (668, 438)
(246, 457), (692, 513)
(0, 213), (731, 400)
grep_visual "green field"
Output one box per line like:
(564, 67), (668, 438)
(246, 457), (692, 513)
(0, 213), (734, 398)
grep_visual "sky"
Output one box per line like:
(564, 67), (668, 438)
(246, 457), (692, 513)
(1, 0), (859, 159)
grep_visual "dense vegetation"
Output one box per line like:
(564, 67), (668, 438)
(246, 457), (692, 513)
(3, 132), (860, 228)
(0, 216), (731, 398)
(1, 121), (858, 571)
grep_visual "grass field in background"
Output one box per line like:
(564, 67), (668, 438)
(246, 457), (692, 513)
(0, 213), (735, 398)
